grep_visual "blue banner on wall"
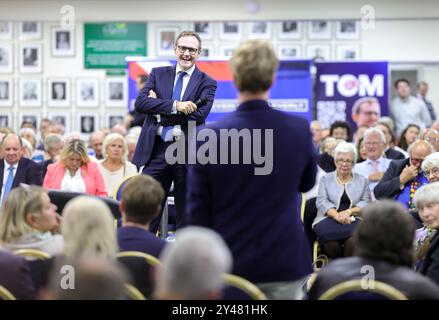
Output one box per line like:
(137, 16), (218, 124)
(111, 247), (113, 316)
(315, 61), (389, 131)
(127, 58), (313, 123)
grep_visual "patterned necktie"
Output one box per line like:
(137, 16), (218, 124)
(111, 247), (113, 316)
(370, 160), (378, 201)
(161, 71), (187, 142)
(2, 166), (14, 203)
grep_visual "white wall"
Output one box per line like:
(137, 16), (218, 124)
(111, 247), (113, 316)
(1, 0), (439, 132)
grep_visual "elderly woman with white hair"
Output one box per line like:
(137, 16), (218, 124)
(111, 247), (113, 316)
(97, 133), (138, 198)
(314, 142), (371, 259)
(413, 182), (439, 286)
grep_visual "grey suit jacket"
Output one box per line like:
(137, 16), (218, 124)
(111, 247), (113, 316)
(314, 171), (371, 227)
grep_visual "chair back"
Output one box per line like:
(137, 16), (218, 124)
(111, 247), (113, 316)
(0, 285), (16, 300)
(222, 273), (267, 300)
(116, 251), (161, 267)
(113, 175), (138, 201)
(14, 249), (51, 260)
(318, 279), (408, 300)
(124, 283), (146, 300)
(48, 189), (121, 218)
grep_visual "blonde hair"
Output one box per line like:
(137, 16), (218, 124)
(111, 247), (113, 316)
(230, 39), (278, 93)
(0, 185), (46, 243)
(59, 139), (90, 166)
(61, 196), (117, 259)
(102, 133), (128, 163)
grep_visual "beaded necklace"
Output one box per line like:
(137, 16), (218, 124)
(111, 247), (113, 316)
(408, 178), (420, 209)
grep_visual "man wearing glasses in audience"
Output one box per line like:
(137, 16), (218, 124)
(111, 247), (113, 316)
(374, 139), (433, 209)
(132, 30), (217, 233)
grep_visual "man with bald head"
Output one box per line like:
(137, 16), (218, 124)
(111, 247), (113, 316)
(374, 139), (434, 209)
(0, 133), (42, 203)
(421, 128), (439, 152)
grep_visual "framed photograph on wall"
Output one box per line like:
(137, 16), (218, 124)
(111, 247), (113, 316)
(218, 45), (236, 58)
(0, 22), (13, 40)
(105, 78), (127, 107)
(308, 21), (331, 40)
(248, 21), (271, 39)
(106, 113), (125, 129)
(278, 21), (302, 39)
(48, 112), (70, 133)
(219, 22), (242, 41)
(0, 44), (13, 73)
(336, 20), (360, 40)
(19, 78), (42, 107)
(156, 26), (179, 57)
(307, 44), (331, 60)
(336, 44), (360, 60)
(0, 113), (12, 129)
(0, 78), (13, 106)
(52, 27), (75, 56)
(19, 21), (41, 39)
(19, 43), (42, 73)
(199, 44), (214, 58)
(77, 113), (98, 134)
(77, 78), (99, 107)
(48, 78), (70, 107)
(19, 112), (40, 130)
(278, 44), (301, 59)
(193, 22), (213, 40)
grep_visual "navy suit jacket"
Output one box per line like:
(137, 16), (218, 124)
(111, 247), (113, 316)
(186, 100), (317, 284)
(374, 158), (410, 199)
(0, 158), (43, 196)
(0, 250), (36, 299)
(420, 232), (439, 286)
(132, 65), (217, 168)
(117, 226), (166, 258)
(385, 147), (405, 160)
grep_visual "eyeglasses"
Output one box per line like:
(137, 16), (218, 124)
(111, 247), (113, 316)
(425, 167), (439, 177)
(365, 141), (381, 146)
(425, 136), (439, 142)
(176, 45), (199, 55)
(336, 159), (354, 165)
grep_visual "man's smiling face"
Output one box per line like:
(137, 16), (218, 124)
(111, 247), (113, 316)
(175, 35), (200, 71)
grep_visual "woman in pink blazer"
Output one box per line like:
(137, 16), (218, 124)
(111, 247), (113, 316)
(43, 139), (107, 196)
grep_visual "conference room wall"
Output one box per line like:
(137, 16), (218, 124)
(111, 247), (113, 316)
(1, 0), (439, 132)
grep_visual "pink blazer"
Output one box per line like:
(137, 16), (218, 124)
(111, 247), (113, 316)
(43, 161), (107, 197)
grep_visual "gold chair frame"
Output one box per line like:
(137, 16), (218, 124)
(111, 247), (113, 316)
(14, 249), (51, 260)
(116, 251), (161, 267)
(0, 285), (16, 300)
(222, 273), (268, 300)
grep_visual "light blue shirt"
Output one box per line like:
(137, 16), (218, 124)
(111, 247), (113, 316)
(353, 156), (392, 193)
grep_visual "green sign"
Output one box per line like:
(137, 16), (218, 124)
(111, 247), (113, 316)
(84, 22), (147, 69)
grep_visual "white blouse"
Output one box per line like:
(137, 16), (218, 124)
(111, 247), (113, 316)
(98, 161), (138, 198)
(60, 169), (86, 193)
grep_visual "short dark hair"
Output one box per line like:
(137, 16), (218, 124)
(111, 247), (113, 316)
(175, 30), (202, 50)
(329, 121), (351, 141)
(394, 78), (410, 89)
(121, 175), (164, 225)
(354, 200), (416, 268)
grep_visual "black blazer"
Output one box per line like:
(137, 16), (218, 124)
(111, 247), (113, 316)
(374, 158), (410, 199)
(385, 148), (405, 160)
(0, 158), (43, 196)
(420, 232), (439, 287)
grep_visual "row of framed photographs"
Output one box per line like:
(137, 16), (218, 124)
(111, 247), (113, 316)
(0, 77), (127, 107)
(0, 21), (43, 40)
(0, 112), (125, 135)
(198, 43), (360, 60)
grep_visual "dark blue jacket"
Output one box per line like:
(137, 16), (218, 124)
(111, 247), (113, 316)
(117, 226), (166, 258)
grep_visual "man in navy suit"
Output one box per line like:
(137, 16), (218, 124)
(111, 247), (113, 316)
(186, 40), (317, 299)
(132, 30), (217, 232)
(0, 134), (42, 203)
(117, 175), (167, 258)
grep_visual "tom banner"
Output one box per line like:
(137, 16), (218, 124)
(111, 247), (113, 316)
(315, 61), (389, 130)
(126, 58), (313, 123)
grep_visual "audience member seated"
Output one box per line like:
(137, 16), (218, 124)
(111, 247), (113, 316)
(154, 226), (232, 300)
(89, 131), (106, 160)
(1, 133), (43, 203)
(40, 134), (64, 178)
(98, 133), (138, 198)
(329, 121), (351, 142)
(117, 175), (167, 257)
(44, 256), (128, 300)
(398, 124), (420, 152)
(414, 183), (439, 286)
(310, 120), (323, 153)
(125, 132), (139, 162)
(0, 249), (36, 299)
(0, 185), (63, 256)
(354, 128), (391, 201)
(421, 128), (439, 152)
(19, 128), (45, 162)
(376, 119), (405, 159)
(308, 200), (439, 300)
(314, 142), (371, 259)
(355, 137), (367, 163)
(374, 140), (433, 209)
(318, 137), (341, 173)
(43, 139), (107, 196)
